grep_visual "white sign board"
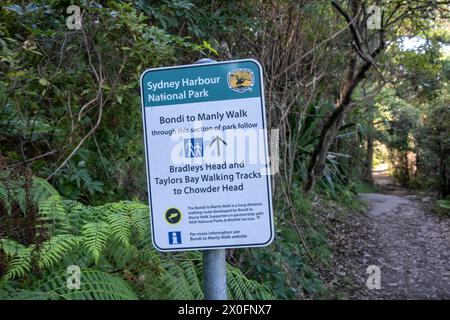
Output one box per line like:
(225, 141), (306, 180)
(140, 59), (274, 251)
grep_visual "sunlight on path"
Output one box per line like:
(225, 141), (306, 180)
(373, 163), (389, 173)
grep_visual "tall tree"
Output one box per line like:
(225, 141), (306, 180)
(304, 0), (450, 192)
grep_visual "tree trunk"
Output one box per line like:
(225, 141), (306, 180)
(303, 1), (385, 193)
(303, 111), (348, 192)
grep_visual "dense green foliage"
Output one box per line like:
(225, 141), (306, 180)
(0, 1), (233, 204)
(374, 41), (450, 195)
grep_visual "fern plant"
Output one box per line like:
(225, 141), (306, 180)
(159, 252), (275, 300)
(6, 269), (138, 300)
(0, 170), (275, 300)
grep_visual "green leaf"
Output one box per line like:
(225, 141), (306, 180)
(38, 78), (49, 86)
(202, 41), (219, 57)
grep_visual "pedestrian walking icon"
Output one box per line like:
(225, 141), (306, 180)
(184, 138), (203, 158)
(168, 231), (182, 245)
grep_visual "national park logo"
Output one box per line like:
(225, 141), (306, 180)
(227, 68), (254, 93)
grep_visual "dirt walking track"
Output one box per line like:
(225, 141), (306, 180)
(350, 171), (450, 299)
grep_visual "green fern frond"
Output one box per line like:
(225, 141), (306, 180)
(106, 240), (138, 268)
(0, 180), (11, 213)
(227, 267), (275, 300)
(1, 244), (32, 280)
(0, 172), (57, 215)
(63, 200), (86, 234)
(127, 202), (150, 236)
(104, 203), (132, 247)
(11, 178), (27, 213)
(0, 239), (26, 258)
(10, 269), (138, 300)
(38, 195), (69, 234)
(38, 195), (66, 220)
(0, 279), (23, 299)
(82, 222), (111, 264)
(81, 206), (104, 222)
(0, 175), (25, 215)
(37, 235), (81, 269)
(160, 255), (204, 300)
(1, 239), (32, 280)
(31, 176), (59, 204)
(157, 251), (274, 300)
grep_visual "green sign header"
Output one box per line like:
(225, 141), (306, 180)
(140, 60), (262, 107)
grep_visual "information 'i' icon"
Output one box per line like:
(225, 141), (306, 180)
(168, 231), (182, 245)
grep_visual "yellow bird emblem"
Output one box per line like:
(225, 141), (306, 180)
(227, 69), (254, 93)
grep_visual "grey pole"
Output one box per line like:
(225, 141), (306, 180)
(203, 249), (227, 300)
(194, 58), (227, 300)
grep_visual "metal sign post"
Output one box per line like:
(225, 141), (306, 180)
(139, 57), (273, 301)
(203, 249), (227, 299)
(195, 59), (227, 300)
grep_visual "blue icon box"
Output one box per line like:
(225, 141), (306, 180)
(184, 138), (203, 158)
